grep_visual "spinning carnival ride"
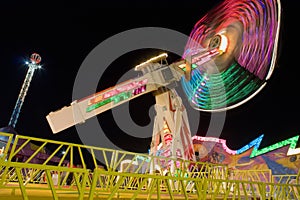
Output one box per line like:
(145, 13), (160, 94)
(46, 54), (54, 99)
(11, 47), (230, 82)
(181, 0), (281, 111)
(2, 1), (296, 199)
(46, 0), (281, 171)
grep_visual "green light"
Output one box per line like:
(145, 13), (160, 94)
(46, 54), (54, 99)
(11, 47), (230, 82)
(182, 62), (265, 110)
(250, 135), (300, 158)
(180, 63), (198, 72)
(111, 91), (132, 104)
(86, 90), (137, 112)
(86, 98), (112, 112)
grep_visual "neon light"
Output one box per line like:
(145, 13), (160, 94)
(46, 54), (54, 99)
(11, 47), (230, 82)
(134, 53), (168, 71)
(192, 136), (237, 155)
(181, 62), (264, 110)
(236, 135), (264, 155)
(88, 79), (148, 106)
(132, 85), (146, 96)
(250, 135), (300, 158)
(192, 134), (300, 158)
(86, 81), (148, 112)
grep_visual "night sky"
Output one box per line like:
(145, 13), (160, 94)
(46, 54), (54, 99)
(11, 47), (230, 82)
(0, 0), (299, 154)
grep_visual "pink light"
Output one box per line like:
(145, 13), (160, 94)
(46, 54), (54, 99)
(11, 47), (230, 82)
(183, 0), (280, 80)
(88, 79), (148, 105)
(192, 135), (237, 155)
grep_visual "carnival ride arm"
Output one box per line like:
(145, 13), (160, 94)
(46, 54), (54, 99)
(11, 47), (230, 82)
(46, 34), (227, 134)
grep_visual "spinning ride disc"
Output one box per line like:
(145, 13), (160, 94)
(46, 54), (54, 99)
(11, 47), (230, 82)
(181, 0), (281, 112)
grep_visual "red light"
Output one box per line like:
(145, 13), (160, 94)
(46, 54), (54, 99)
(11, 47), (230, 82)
(133, 85), (146, 95)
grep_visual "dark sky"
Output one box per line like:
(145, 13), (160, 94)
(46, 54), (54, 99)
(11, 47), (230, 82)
(0, 0), (299, 153)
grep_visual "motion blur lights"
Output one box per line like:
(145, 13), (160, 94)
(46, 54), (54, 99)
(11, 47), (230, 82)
(177, 34), (228, 73)
(182, 0), (281, 112)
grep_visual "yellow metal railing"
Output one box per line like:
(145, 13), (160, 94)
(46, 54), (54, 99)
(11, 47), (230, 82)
(272, 174), (297, 184)
(231, 169), (272, 182)
(0, 132), (299, 200)
(1, 164), (299, 200)
(0, 132), (229, 177)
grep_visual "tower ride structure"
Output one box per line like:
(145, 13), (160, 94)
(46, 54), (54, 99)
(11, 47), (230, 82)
(9, 53), (42, 128)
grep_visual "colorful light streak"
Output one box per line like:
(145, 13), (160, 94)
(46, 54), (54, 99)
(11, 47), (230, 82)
(184, 0), (280, 80)
(181, 62), (264, 110)
(192, 134), (300, 158)
(181, 0), (281, 111)
(191, 49), (220, 66)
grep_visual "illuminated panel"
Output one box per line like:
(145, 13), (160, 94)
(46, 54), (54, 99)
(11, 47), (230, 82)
(86, 79), (148, 112)
(88, 79), (148, 106)
(86, 98), (112, 112)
